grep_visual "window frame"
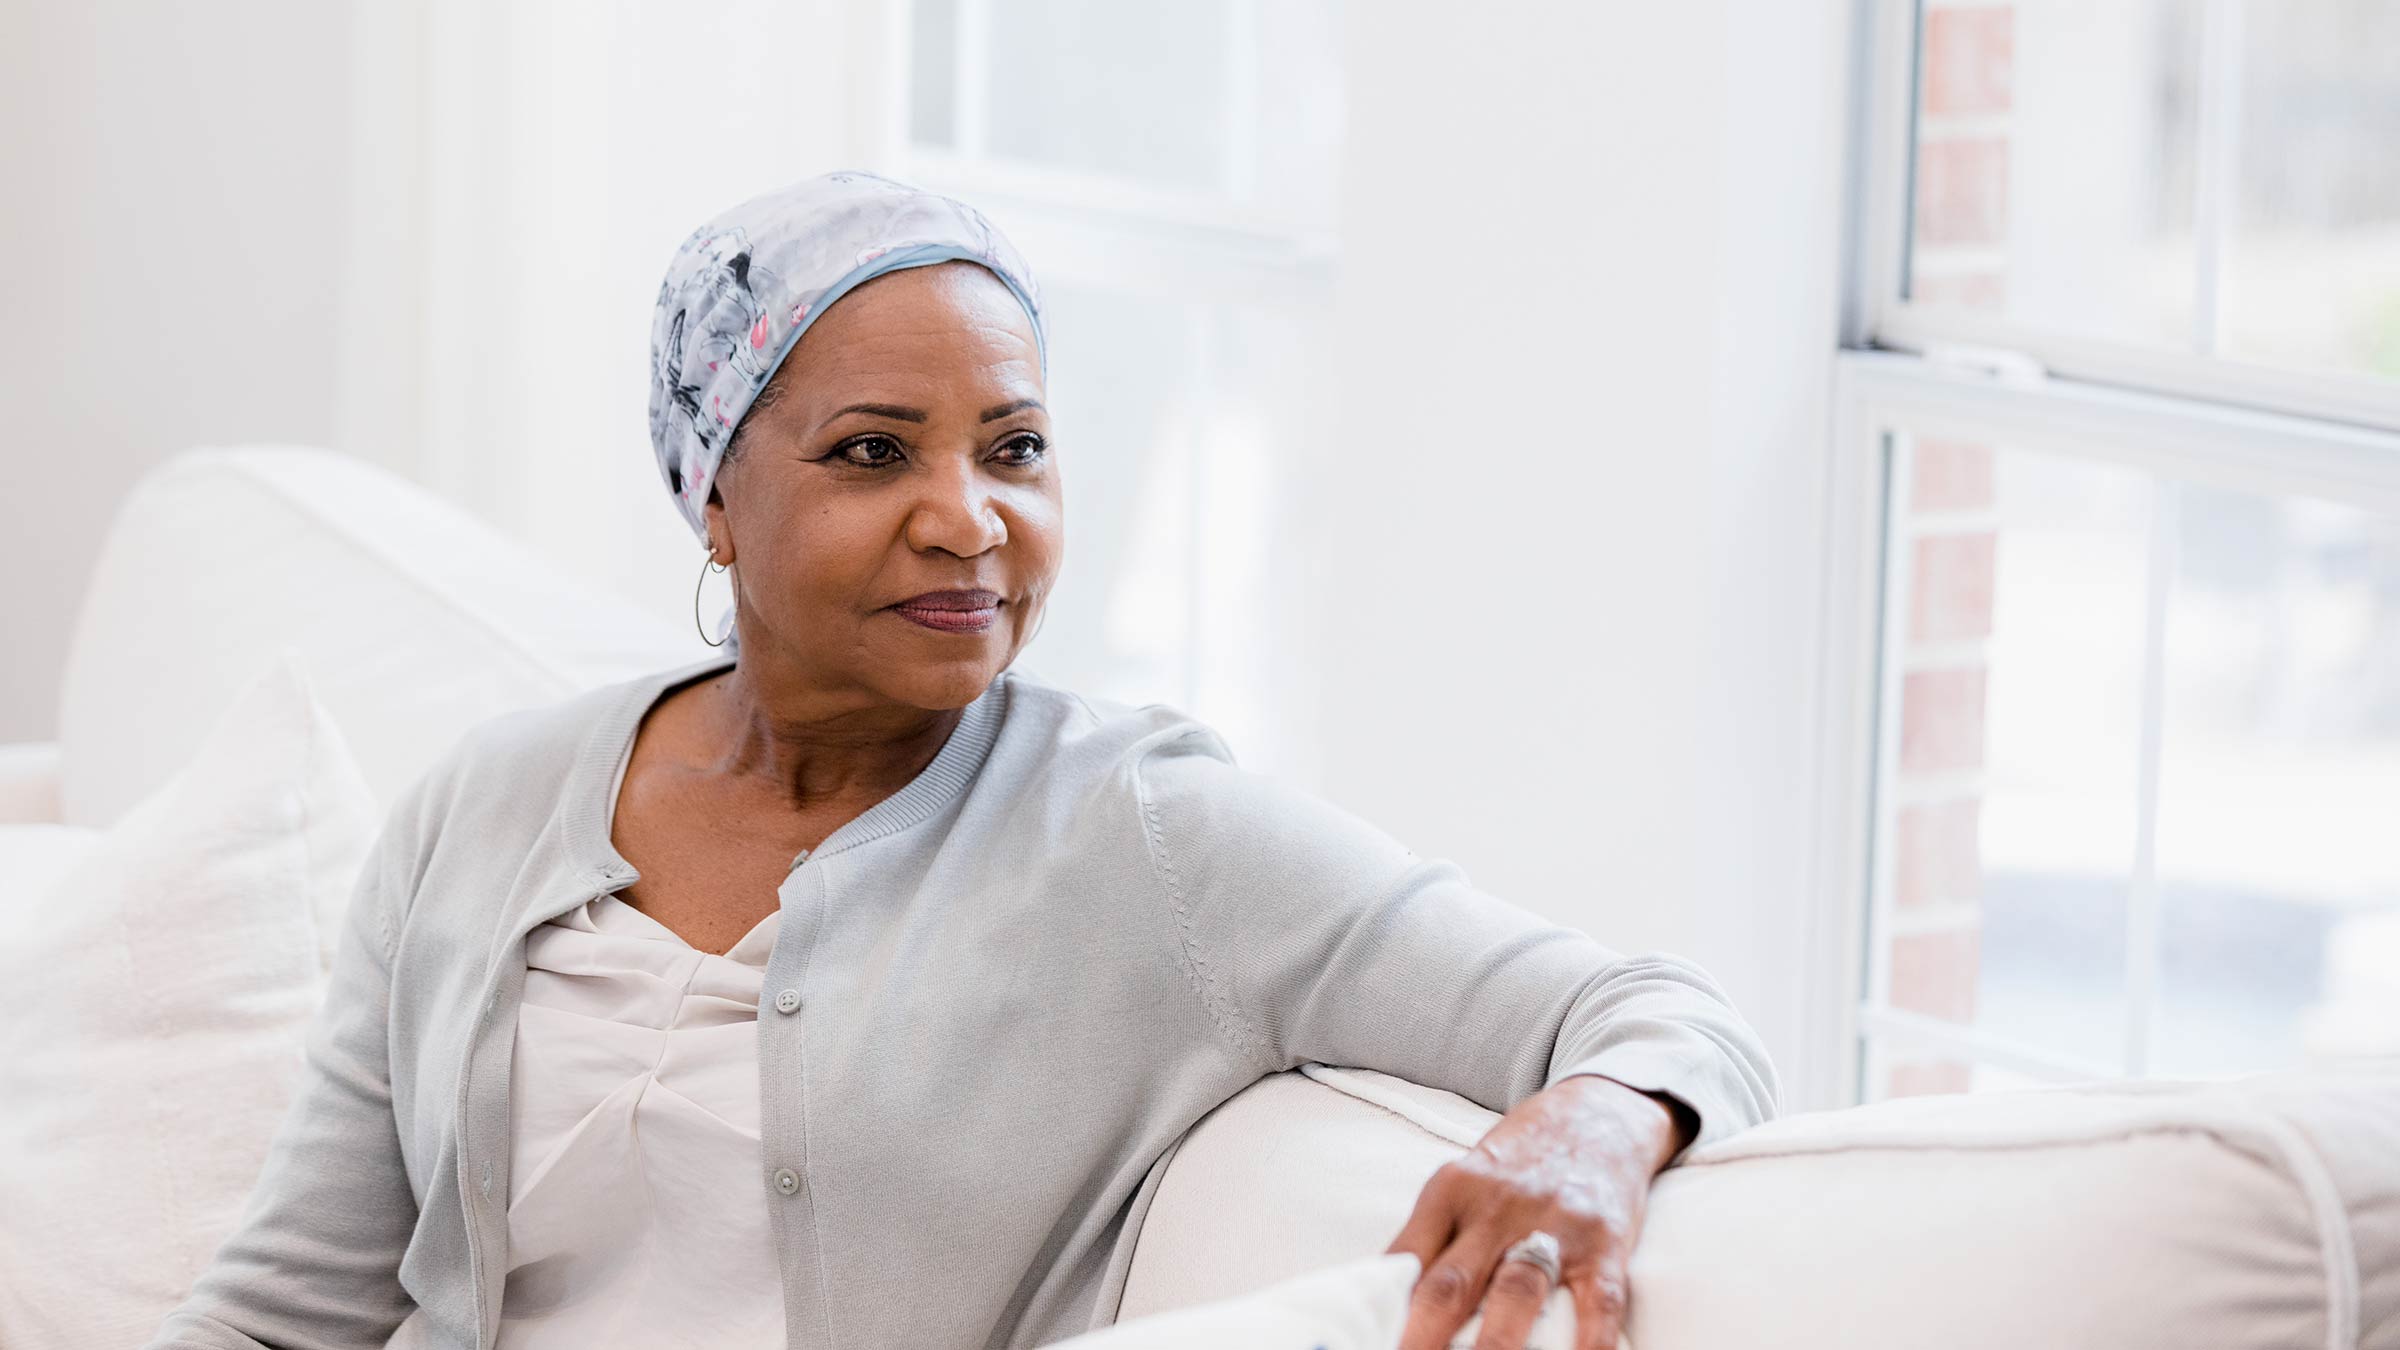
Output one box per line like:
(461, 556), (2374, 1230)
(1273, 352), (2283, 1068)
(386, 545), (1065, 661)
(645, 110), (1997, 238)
(1821, 0), (2400, 1106)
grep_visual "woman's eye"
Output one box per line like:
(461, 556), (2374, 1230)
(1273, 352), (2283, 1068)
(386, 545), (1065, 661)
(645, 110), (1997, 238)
(832, 433), (1042, 468)
(839, 436), (902, 467)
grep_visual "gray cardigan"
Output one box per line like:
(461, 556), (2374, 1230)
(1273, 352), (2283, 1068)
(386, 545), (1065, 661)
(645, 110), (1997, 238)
(147, 652), (1779, 1349)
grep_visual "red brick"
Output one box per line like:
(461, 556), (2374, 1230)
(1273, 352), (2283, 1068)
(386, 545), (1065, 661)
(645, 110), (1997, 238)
(1914, 137), (2010, 247)
(1899, 667), (1987, 776)
(1910, 438), (1995, 513)
(1887, 1058), (1975, 1098)
(1921, 7), (2014, 117)
(1908, 532), (1998, 643)
(1890, 923), (1981, 1024)
(1894, 797), (1983, 909)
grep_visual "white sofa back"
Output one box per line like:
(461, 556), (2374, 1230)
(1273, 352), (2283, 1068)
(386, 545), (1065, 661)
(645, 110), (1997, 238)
(1123, 1059), (2400, 1349)
(56, 446), (692, 826)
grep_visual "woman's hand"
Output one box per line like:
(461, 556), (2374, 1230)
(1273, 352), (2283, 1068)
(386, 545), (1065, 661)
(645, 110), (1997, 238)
(1383, 1074), (1693, 1350)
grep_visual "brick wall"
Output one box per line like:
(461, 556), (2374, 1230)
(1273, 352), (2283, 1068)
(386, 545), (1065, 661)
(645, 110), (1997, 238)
(1877, 0), (2014, 1100)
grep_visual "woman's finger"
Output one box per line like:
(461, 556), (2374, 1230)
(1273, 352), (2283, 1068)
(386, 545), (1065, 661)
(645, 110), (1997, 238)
(1382, 1161), (1466, 1268)
(1565, 1253), (1631, 1350)
(1466, 1236), (1558, 1350)
(1398, 1211), (1527, 1350)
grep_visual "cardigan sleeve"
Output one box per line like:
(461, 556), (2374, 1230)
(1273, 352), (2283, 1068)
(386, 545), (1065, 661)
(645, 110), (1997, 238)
(143, 773), (433, 1350)
(1131, 726), (1780, 1158)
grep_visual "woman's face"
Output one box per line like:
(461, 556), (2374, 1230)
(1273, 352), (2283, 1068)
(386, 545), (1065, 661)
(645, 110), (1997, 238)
(704, 260), (1062, 712)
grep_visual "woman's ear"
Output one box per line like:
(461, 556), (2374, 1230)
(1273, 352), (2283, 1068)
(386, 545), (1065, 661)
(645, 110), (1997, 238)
(702, 486), (732, 565)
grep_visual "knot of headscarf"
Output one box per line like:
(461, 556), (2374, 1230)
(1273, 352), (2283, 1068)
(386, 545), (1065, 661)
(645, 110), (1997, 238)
(647, 170), (1049, 645)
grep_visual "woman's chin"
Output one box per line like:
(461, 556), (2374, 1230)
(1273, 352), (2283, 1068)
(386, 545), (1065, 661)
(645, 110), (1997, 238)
(879, 645), (1016, 706)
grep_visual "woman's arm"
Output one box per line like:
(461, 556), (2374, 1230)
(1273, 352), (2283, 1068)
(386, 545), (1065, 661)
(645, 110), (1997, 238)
(1132, 727), (1779, 1155)
(142, 779), (432, 1350)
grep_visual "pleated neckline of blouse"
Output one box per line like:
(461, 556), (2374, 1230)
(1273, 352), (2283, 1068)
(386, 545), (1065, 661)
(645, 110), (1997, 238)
(497, 890), (787, 1344)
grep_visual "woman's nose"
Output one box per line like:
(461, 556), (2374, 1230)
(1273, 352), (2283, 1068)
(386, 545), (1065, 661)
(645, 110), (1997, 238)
(903, 453), (1009, 557)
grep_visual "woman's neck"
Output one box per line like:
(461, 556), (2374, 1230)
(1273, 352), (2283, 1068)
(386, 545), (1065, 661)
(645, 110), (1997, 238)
(694, 659), (967, 810)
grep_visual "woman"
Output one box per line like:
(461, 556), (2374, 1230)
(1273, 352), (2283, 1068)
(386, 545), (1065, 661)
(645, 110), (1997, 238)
(147, 171), (1778, 1350)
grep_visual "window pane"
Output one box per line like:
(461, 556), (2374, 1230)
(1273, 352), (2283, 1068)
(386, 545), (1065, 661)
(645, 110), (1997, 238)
(1879, 434), (2148, 1069)
(906, 0), (1342, 227)
(1905, 0), (2400, 388)
(1248, 0), (1345, 231)
(1011, 277), (1322, 774)
(2225, 1), (2400, 381)
(1018, 279), (1208, 706)
(2151, 486), (2400, 1074)
(1871, 426), (2400, 1092)
(980, 0), (1231, 191)
(1908, 0), (2201, 346)
(908, 0), (960, 147)
(900, 2), (1342, 772)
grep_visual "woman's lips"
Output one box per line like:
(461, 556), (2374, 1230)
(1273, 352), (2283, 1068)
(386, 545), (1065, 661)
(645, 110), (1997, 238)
(890, 600), (999, 633)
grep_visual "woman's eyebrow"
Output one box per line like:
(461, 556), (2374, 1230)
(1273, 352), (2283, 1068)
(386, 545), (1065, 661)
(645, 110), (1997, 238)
(819, 402), (926, 429)
(979, 398), (1045, 422)
(816, 398), (1045, 430)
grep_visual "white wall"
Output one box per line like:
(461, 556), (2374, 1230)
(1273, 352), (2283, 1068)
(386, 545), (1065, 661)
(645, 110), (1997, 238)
(0, 0), (359, 741)
(1318, 1), (1851, 1104)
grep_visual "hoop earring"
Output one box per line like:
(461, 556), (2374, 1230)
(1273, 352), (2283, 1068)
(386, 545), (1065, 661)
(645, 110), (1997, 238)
(694, 548), (732, 647)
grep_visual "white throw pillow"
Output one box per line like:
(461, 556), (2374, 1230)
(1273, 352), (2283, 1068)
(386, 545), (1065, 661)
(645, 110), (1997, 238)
(1056, 1252), (1593, 1350)
(0, 649), (381, 1350)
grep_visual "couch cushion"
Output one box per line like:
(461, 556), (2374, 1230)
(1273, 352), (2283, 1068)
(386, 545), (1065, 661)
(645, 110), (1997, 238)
(58, 445), (690, 827)
(1123, 1060), (2400, 1349)
(0, 651), (380, 1350)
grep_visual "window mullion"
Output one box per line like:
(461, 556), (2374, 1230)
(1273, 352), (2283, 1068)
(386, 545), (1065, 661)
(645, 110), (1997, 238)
(1865, 428), (1919, 1036)
(1857, 0), (1926, 341)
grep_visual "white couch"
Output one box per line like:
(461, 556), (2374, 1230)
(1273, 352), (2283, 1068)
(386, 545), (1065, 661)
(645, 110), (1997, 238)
(6, 447), (2396, 1349)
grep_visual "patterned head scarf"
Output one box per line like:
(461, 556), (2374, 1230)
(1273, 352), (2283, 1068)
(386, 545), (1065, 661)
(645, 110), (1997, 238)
(647, 170), (1049, 643)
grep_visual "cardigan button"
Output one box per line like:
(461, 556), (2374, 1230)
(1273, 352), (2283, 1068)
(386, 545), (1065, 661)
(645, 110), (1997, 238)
(773, 988), (801, 1015)
(772, 1168), (801, 1196)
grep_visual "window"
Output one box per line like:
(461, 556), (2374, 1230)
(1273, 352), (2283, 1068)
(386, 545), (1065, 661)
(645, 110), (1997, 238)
(1876, 0), (2400, 417)
(890, 0), (1342, 779)
(1835, 0), (2400, 1103)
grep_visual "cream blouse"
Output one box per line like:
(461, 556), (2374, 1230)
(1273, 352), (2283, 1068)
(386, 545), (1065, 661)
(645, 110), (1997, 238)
(496, 886), (786, 1346)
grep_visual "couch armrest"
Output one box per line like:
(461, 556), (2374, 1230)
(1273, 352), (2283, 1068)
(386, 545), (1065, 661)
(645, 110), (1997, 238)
(0, 741), (64, 823)
(1119, 1066), (1488, 1324)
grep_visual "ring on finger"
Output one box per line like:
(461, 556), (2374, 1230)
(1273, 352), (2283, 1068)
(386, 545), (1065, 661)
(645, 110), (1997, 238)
(1498, 1229), (1562, 1285)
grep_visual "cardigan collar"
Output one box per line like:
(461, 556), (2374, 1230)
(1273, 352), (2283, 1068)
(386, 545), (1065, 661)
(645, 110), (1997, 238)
(559, 652), (1013, 892)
